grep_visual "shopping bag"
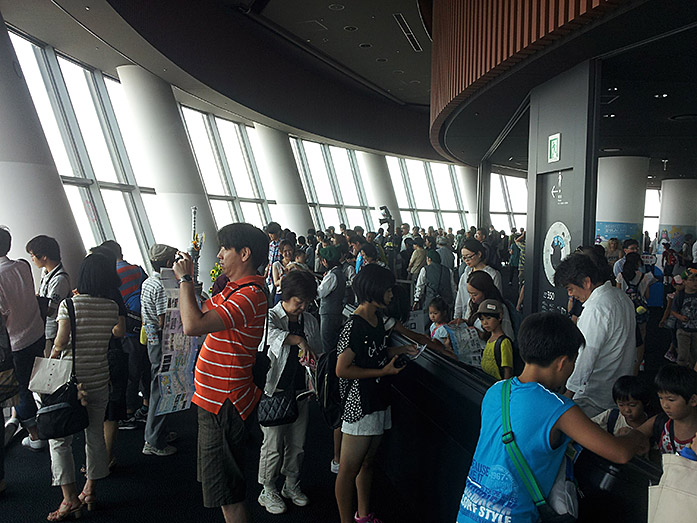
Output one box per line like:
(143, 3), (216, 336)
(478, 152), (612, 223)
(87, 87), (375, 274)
(648, 453), (697, 522)
(29, 356), (72, 394)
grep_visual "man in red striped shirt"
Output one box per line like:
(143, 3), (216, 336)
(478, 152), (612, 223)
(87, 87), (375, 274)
(174, 223), (269, 523)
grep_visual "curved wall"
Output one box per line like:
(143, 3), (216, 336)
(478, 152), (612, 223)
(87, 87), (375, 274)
(430, 0), (627, 158)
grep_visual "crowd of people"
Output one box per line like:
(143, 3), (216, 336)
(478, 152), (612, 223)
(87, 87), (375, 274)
(1, 218), (696, 523)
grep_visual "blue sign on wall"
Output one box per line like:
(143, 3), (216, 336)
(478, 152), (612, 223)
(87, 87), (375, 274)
(595, 221), (642, 244)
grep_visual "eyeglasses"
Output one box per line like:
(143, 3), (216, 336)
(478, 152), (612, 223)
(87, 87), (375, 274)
(462, 254), (477, 261)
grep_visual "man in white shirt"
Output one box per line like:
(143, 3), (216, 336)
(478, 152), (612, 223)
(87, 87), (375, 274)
(554, 252), (636, 417)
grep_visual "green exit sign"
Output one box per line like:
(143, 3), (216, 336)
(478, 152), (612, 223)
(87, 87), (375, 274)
(548, 133), (560, 163)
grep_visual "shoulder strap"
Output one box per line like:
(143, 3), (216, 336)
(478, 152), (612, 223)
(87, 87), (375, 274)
(223, 282), (267, 303)
(494, 336), (511, 375)
(607, 408), (620, 434)
(65, 297), (78, 378)
(500, 379), (548, 509)
(668, 418), (676, 452)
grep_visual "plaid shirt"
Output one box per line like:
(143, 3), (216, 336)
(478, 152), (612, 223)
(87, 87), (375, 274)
(267, 239), (281, 286)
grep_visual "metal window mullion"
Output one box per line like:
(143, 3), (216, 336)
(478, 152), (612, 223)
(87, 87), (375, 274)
(449, 165), (467, 229)
(294, 139), (318, 204)
(41, 46), (113, 242)
(397, 158), (418, 226)
(499, 174), (515, 231)
(205, 114), (243, 222)
(90, 72), (156, 253)
(321, 144), (344, 208)
(347, 150), (373, 230)
(237, 125), (270, 224)
(424, 162), (444, 228)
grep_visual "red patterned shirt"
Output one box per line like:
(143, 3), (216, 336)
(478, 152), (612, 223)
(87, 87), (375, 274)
(192, 275), (267, 418)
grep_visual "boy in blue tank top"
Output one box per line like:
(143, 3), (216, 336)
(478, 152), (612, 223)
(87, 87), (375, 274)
(456, 312), (649, 523)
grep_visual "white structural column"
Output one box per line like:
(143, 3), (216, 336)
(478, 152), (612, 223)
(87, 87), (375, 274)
(455, 165), (478, 227)
(0, 16), (85, 279)
(595, 156), (648, 243)
(252, 124), (313, 233)
(355, 151), (403, 226)
(116, 65), (218, 277)
(659, 178), (697, 250)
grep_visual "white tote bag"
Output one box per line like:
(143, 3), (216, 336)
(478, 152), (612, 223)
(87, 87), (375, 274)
(28, 356), (72, 394)
(648, 453), (697, 523)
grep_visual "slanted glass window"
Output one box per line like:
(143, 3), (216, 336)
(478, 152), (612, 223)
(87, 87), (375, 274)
(240, 202), (263, 228)
(490, 174), (507, 212)
(329, 146), (360, 206)
(303, 141), (335, 204)
(247, 126), (276, 201)
(210, 200), (234, 230)
(385, 156), (409, 208)
(182, 107), (225, 195)
(320, 207), (341, 230)
(513, 214), (528, 231)
(417, 211), (438, 229)
(101, 189), (144, 267)
(431, 163), (457, 210)
(406, 159), (431, 209)
(217, 118), (256, 199)
(58, 57), (119, 183)
(345, 208), (366, 232)
(507, 176), (528, 213)
(141, 193), (173, 246)
(490, 214), (510, 233)
(10, 34), (74, 179)
(644, 189), (660, 217)
(441, 212), (463, 232)
(62, 185), (97, 251)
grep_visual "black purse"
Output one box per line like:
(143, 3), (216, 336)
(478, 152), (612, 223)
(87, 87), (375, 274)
(257, 388), (299, 427)
(257, 315), (302, 427)
(36, 298), (89, 440)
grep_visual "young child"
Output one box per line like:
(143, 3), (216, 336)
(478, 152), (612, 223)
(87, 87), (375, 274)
(662, 242), (678, 284)
(659, 274), (683, 362)
(474, 299), (513, 380)
(428, 297), (458, 358)
(456, 312), (648, 523)
(591, 375), (651, 434)
(636, 364), (697, 455)
(670, 268), (697, 368)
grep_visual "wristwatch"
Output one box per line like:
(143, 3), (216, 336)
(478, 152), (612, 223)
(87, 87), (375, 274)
(177, 274), (193, 285)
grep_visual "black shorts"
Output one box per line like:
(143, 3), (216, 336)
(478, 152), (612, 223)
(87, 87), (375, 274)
(197, 400), (248, 507)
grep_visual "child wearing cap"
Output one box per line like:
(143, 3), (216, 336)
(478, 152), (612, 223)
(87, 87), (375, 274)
(475, 299), (514, 380)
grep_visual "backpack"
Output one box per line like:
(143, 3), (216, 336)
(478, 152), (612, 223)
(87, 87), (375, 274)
(315, 348), (343, 429)
(625, 273), (647, 312)
(493, 335), (525, 376)
(664, 249), (677, 266)
(606, 408), (621, 434)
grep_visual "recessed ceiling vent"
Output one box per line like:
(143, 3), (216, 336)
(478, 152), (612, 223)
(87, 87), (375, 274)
(393, 13), (423, 52)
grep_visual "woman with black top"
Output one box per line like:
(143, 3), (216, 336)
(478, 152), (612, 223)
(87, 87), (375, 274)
(335, 264), (417, 523)
(257, 270), (321, 515)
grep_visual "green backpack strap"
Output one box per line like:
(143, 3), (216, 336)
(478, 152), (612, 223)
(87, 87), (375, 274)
(500, 379), (548, 509)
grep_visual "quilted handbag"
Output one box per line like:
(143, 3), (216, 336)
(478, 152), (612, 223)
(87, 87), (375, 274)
(257, 388), (299, 427)
(35, 298), (89, 440)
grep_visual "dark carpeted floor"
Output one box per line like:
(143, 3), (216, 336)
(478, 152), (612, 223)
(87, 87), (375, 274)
(2, 399), (418, 523)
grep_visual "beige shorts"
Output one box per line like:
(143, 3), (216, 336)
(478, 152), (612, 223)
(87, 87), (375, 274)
(341, 407), (392, 436)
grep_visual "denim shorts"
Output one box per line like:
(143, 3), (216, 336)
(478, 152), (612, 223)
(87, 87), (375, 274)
(197, 400), (248, 507)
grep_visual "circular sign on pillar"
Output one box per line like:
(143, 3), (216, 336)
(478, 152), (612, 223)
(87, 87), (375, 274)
(543, 221), (572, 285)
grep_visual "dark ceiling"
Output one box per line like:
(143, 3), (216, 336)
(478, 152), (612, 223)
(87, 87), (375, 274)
(256, 0), (432, 106)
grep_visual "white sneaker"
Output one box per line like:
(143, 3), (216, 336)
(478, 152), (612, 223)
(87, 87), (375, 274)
(330, 459), (340, 474)
(21, 435), (46, 451)
(281, 482), (309, 507)
(258, 487), (287, 514)
(142, 442), (177, 456)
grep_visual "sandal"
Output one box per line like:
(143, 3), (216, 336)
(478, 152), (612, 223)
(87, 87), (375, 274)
(47, 500), (82, 521)
(78, 490), (97, 512)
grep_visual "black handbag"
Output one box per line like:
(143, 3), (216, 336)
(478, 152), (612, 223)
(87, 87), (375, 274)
(36, 298), (89, 440)
(257, 388), (299, 427)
